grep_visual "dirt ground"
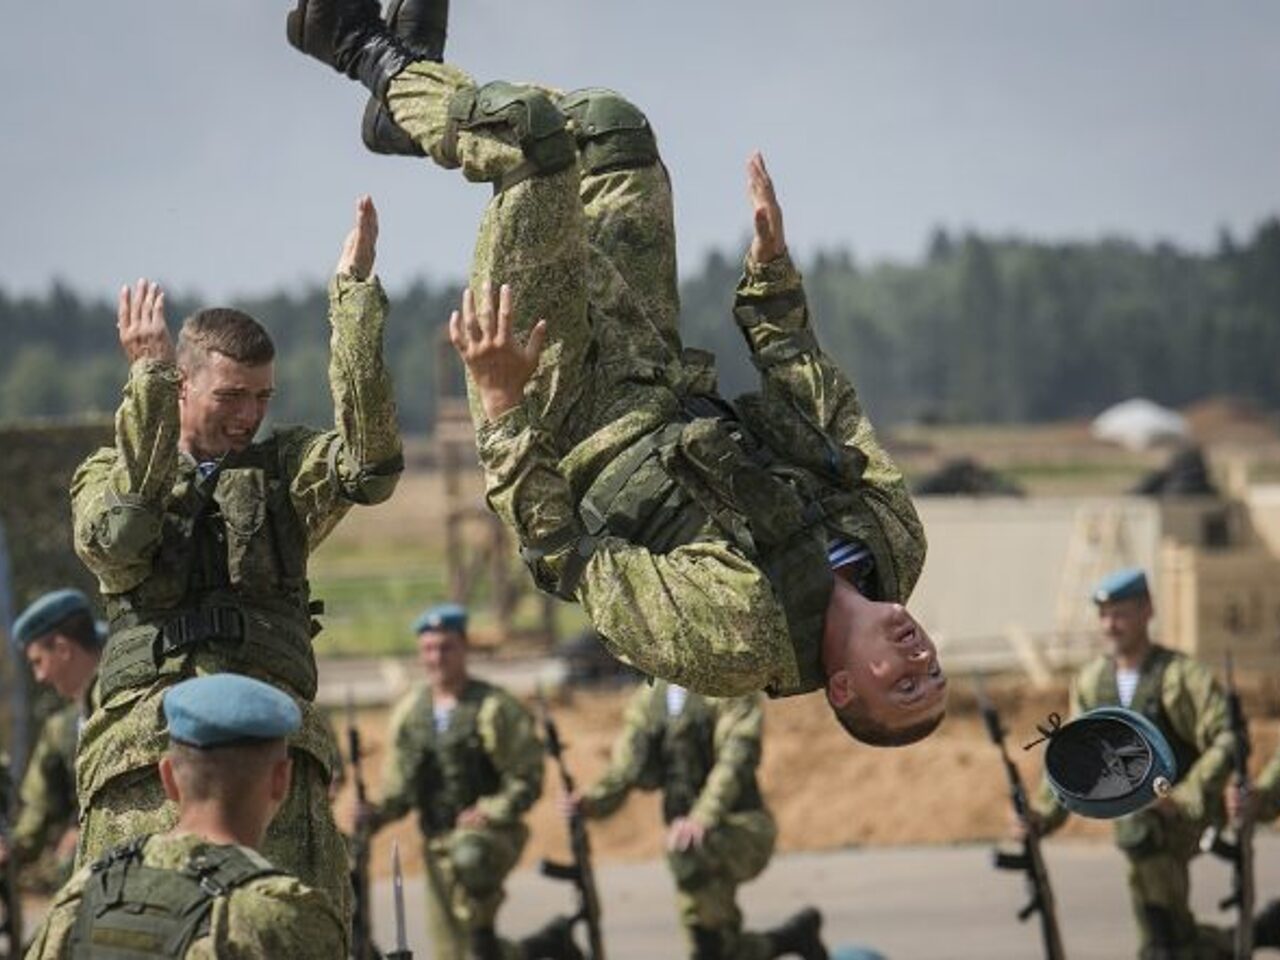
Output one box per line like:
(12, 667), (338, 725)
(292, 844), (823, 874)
(341, 676), (1280, 880)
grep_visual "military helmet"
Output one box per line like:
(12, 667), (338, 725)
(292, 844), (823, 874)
(1043, 706), (1176, 819)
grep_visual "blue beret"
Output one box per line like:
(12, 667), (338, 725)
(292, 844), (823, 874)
(413, 602), (468, 636)
(163, 675), (300, 748)
(1043, 706), (1176, 819)
(11, 589), (93, 648)
(1092, 567), (1149, 604)
(832, 948), (888, 960)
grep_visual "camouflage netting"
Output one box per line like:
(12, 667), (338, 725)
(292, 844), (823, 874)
(0, 418), (112, 768)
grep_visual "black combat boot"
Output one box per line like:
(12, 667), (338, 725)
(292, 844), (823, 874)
(689, 926), (723, 960)
(517, 916), (585, 960)
(765, 907), (830, 960)
(469, 926), (503, 960)
(1255, 899), (1280, 949)
(360, 0), (450, 155)
(286, 0), (416, 99)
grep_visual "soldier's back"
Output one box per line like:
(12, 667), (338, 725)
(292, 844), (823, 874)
(25, 832), (346, 959)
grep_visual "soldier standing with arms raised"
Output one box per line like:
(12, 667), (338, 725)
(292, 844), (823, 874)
(357, 604), (575, 960)
(69, 196), (402, 926)
(563, 683), (828, 960)
(1024, 569), (1234, 959)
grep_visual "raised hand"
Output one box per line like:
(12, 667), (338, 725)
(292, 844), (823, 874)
(117, 278), (175, 364)
(747, 151), (787, 265)
(336, 194), (379, 280)
(448, 283), (548, 422)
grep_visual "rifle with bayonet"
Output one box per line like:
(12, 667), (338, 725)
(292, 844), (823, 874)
(1200, 653), (1253, 960)
(976, 678), (1065, 960)
(346, 691), (378, 960)
(383, 841), (412, 960)
(1, 755), (21, 960)
(537, 693), (606, 960)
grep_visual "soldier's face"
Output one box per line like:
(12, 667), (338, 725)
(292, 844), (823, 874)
(25, 636), (77, 698)
(179, 351), (275, 458)
(1097, 598), (1152, 654)
(419, 629), (468, 688)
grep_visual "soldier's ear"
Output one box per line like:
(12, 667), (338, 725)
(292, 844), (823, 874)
(158, 756), (181, 803)
(826, 670), (855, 710)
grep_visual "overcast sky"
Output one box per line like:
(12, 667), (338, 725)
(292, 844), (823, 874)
(2, 1), (1277, 301)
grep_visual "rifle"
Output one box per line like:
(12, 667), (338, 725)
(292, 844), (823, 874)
(976, 678), (1065, 960)
(1, 756), (21, 960)
(1201, 653), (1253, 960)
(345, 691), (377, 960)
(537, 692), (606, 960)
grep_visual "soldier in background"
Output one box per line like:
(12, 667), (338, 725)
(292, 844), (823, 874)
(357, 604), (575, 960)
(1226, 745), (1280, 947)
(25, 673), (346, 958)
(563, 682), (828, 960)
(68, 196), (402, 924)
(1025, 568), (1234, 959)
(0, 590), (102, 884)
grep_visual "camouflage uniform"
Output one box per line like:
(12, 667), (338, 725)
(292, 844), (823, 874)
(1033, 645), (1234, 959)
(24, 831), (346, 959)
(383, 62), (925, 699)
(8, 699), (83, 881)
(1255, 747), (1280, 824)
(69, 273), (402, 923)
(583, 682), (776, 959)
(365, 678), (543, 960)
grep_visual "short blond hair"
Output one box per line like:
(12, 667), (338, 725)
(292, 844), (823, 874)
(177, 308), (275, 372)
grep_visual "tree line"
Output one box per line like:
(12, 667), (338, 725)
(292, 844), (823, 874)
(3, 217), (1277, 431)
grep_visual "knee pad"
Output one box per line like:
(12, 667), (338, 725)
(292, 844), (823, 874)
(444, 81), (576, 181)
(558, 88), (658, 175)
(449, 832), (503, 899)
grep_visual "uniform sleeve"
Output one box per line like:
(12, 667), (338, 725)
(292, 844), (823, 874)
(732, 253), (926, 599)
(582, 687), (656, 820)
(476, 409), (796, 697)
(1163, 659), (1233, 822)
(475, 693), (544, 825)
(690, 695), (764, 828)
(70, 359), (181, 594)
(276, 274), (403, 551)
(11, 713), (77, 866)
(21, 866), (89, 959)
(1256, 749), (1280, 824)
(218, 878), (348, 960)
(367, 692), (420, 832)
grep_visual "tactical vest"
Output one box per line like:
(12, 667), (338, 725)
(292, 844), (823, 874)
(572, 388), (902, 697)
(68, 836), (282, 959)
(99, 435), (320, 702)
(1096, 646), (1201, 785)
(646, 687), (763, 823)
(411, 684), (502, 837)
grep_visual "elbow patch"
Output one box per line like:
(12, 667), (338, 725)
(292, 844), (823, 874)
(90, 492), (163, 557)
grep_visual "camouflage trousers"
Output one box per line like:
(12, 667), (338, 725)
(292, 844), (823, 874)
(386, 61), (687, 455)
(421, 823), (528, 960)
(1116, 811), (1231, 959)
(666, 809), (778, 960)
(76, 750), (351, 932)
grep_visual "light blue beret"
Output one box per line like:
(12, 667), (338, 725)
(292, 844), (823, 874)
(1092, 567), (1149, 604)
(832, 948), (888, 960)
(1043, 706), (1176, 819)
(163, 674), (301, 748)
(413, 602), (468, 636)
(11, 589), (93, 648)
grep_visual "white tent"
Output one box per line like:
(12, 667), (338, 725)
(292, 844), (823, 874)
(1091, 398), (1189, 451)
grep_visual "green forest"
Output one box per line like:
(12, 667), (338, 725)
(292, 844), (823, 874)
(3, 218), (1277, 431)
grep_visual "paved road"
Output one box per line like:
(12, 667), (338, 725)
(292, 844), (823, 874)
(371, 834), (1280, 959)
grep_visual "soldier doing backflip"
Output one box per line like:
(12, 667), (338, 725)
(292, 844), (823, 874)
(286, 0), (947, 749)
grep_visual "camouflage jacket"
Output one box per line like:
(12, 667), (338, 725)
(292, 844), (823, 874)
(583, 682), (766, 828)
(476, 254), (925, 698)
(10, 695), (86, 867)
(1256, 747), (1280, 824)
(371, 678), (543, 835)
(1033, 644), (1233, 832)
(24, 831), (347, 959)
(70, 275), (401, 806)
